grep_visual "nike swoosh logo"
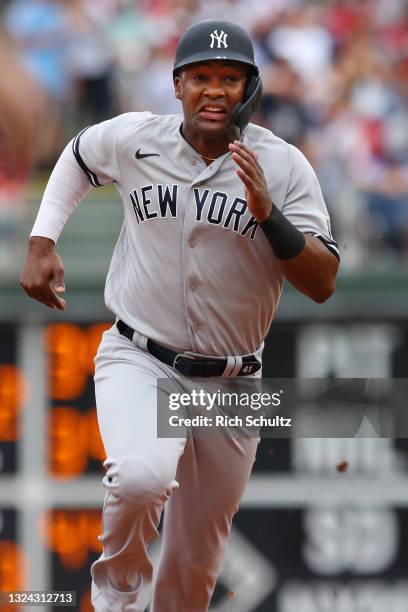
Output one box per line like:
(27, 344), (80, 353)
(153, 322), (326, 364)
(135, 149), (160, 160)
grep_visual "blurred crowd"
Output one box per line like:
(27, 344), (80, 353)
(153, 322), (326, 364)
(1, 0), (408, 272)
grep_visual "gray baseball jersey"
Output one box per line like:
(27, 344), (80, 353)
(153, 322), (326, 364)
(73, 111), (338, 357)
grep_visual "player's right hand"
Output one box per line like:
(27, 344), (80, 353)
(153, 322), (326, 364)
(20, 236), (66, 310)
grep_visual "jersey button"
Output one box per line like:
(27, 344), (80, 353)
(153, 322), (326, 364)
(188, 239), (196, 248)
(191, 159), (197, 165)
(191, 282), (198, 292)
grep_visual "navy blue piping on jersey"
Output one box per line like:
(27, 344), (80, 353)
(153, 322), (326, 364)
(72, 127), (101, 187)
(306, 233), (340, 260)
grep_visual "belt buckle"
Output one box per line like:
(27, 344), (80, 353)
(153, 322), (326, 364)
(173, 352), (224, 377)
(173, 351), (222, 367)
(173, 352), (197, 371)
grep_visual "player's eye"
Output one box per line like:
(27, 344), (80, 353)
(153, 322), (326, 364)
(193, 74), (206, 81)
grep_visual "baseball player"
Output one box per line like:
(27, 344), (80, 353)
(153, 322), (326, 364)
(20, 20), (339, 612)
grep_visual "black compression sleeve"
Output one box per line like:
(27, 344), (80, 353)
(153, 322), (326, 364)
(260, 206), (306, 260)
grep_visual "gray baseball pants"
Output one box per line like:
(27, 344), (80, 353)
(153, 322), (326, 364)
(90, 324), (259, 612)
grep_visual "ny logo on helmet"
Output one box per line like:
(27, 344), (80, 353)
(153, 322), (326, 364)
(209, 29), (228, 49)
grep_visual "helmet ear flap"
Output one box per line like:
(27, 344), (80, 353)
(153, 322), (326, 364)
(245, 74), (259, 99)
(232, 74), (262, 130)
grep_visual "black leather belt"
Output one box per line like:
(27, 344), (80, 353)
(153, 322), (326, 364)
(116, 320), (261, 378)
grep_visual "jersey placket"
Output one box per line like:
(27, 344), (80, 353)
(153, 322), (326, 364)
(182, 155), (231, 354)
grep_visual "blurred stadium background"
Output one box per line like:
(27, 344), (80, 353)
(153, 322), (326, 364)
(1, 0), (408, 610)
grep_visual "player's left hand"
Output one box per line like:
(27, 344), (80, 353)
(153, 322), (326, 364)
(229, 141), (272, 222)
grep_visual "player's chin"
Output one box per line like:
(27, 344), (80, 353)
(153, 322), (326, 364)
(195, 113), (232, 134)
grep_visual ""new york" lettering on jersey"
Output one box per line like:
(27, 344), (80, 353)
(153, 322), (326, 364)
(128, 184), (259, 240)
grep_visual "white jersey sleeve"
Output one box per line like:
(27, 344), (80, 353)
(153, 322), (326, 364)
(72, 112), (152, 187)
(283, 145), (339, 259)
(30, 142), (93, 243)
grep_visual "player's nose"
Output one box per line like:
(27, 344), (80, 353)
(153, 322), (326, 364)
(203, 78), (225, 98)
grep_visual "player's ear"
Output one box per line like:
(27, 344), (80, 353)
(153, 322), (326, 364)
(174, 74), (182, 100)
